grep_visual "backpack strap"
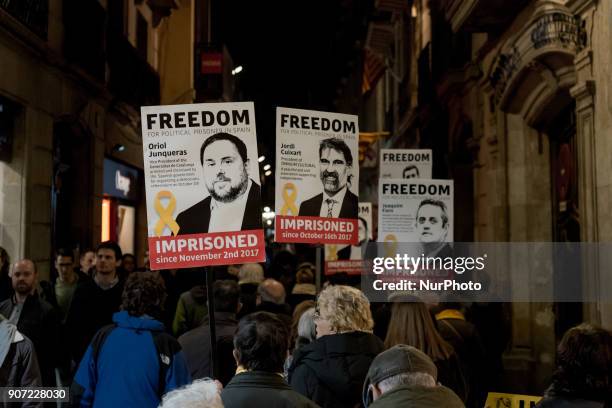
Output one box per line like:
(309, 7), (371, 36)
(151, 331), (181, 398)
(90, 324), (178, 399)
(90, 324), (117, 365)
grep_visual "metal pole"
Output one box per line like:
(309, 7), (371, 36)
(315, 246), (322, 292)
(206, 267), (217, 378)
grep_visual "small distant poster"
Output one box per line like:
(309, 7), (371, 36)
(141, 102), (265, 270)
(324, 202), (372, 275)
(275, 107), (359, 245)
(380, 149), (432, 179)
(378, 179), (453, 256)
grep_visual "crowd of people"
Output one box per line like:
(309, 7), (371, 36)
(0, 243), (611, 407)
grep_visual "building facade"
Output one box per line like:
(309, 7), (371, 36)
(0, 0), (194, 278)
(362, 0), (608, 393)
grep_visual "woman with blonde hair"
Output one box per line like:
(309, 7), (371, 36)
(288, 285), (384, 408)
(384, 296), (467, 402)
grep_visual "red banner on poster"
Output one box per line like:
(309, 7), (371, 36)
(325, 260), (366, 276)
(148, 229), (265, 270)
(275, 215), (358, 244)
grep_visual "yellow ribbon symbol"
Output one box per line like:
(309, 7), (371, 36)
(154, 190), (180, 236)
(384, 234), (398, 258)
(280, 183), (299, 216)
(327, 245), (338, 261)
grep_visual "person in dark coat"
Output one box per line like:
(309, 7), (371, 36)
(221, 312), (319, 408)
(179, 280), (240, 385)
(363, 345), (464, 408)
(434, 301), (487, 407)
(0, 259), (60, 387)
(535, 323), (612, 408)
(288, 285), (384, 408)
(65, 241), (124, 364)
(383, 296), (467, 402)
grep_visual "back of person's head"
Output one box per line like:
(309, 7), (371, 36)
(258, 278), (286, 304)
(363, 345), (439, 406)
(384, 296), (454, 362)
(96, 240), (122, 260)
(316, 285), (373, 333)
(121, 272), (167, 320)
(296, 266), (314, 284)
(238, 263), (264, 285)
(214, 280), (240, 313)
(549, 323), (612, 401)
(292, 300), (315, 342)
(297, 307), (316, 343)
(234, 312), (289, 373)
(159, 378), (223, 408)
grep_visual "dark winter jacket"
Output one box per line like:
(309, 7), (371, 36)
(288, 331), (384, 408)
(0, 293), (59, 387)
(368, 384), (465, 408)
(436, 310), (487, 407)
(172, 285), (208, 337)
(71, 311), (191, 408)
(178, 311), (238, 385)
(64, 278), (123, 363)
(221, 371), (320, 408)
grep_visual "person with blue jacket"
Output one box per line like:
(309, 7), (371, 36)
(71, 271), (191, 407)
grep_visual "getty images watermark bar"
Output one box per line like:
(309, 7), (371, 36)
(360, 242), (612, 303)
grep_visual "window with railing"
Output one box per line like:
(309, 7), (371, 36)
(0, 0), (48, 39)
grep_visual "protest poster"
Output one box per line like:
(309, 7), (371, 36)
(141, 102), (265, 270)
(275, 107), (359, 245)
(380, 149), (432, 179)
(324, 202), (372, 275)
(378, 179), (454, 250)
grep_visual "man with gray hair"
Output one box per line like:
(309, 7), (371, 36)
(362, 344), (464, 407)
(255, 279), (291, 329)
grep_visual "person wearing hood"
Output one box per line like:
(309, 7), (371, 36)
(172, 284), (208, 337)
(179, 280), (240, 386)
(362, 344), (464, 408)
(71, 272), (191, 407)
(288, 285), (384, 408)
(0, 313), (42, 395)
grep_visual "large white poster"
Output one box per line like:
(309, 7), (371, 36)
(380, 149), (433, 179)
(275, 107), (359, 245)
(141, 102), (265, 270)
(378, 179), (453, 255)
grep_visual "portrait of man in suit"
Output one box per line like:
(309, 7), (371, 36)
(298, 137), (358, 219)
(175, 132), (262, 235)
(415, 198), (451, 257)
(402, 164), (420, 179)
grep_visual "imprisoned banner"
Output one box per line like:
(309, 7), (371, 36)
(380, 149), (432, 179)
(275, 107), (359, 244)
(324, 202), (373, 275)
(141, 102), (265, 269)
